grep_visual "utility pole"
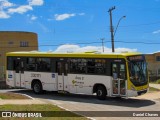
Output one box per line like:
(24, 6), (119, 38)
(100, 38), (105, 52)
(108, 6), (115, 52)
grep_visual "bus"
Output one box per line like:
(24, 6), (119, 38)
(6, 51), (149, 100)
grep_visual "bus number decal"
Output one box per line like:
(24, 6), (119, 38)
(75, 76), (84, 80)
(31, 74), (41, 78)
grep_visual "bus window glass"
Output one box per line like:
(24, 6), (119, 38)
(36, 58), (51, 72)
(87, 59), (95, 73)
(119, 64), (126, 79)
(112, 64), (118, 79)
(26, 58), (36, 71)
(69, 58), (106, 75)
(7, 57), (14, 70)
(128, 55), (148, 86)
(69, 59), (87, 74)
(57, 62), (62, 75)
(95, 59), (106, 74)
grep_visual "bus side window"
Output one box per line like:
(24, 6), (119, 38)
(14, 59), (21, 73)
(36, 58), (51, 72)
(64, 63), (68, 75)
(112, 64), (118, 79)
(26, 58), (36, 71)
(57, 62), (63, 75)
(119, 64), (126, 80)
(7, 57), (14, 70)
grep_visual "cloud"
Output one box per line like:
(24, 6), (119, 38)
(0, 10), (10, 18)
(8, 5), (33, 14)
(54, 13), (76, 21)
(0, 0), (44, 19)
(53, 13), (85, 21)
(54, 44), (137, 53)
(0, 0), (15, 8)
(28, 0), (44, 6)
(152, 30), (160, 34)
(31, 15), (37, 20)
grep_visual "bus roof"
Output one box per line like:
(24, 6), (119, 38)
(6, 51), (142, 58)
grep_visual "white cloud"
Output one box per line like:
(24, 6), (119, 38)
(54, 13), (76, 21)
(0, 0), (15, 8)
(0, 0), (44, 19)
(31, 15), (37, 20)
(28, 0), (44, 6)
(48, 13), (85, 21)
(54, 44), (137, 53)
(152, 30), (160, 34)
(8, 5), (33, 14)
(115, 48), (137, 53)
(0, 10), (10, 18)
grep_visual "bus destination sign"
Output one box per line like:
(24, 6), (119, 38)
(128, 55), (144, 61)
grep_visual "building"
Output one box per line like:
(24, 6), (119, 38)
(0, 31), (38, 88)
(145, 52), (160, 81)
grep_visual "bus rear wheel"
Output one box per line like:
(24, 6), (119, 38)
(96, 86), (107, 100)
(33, 81), (43, 94)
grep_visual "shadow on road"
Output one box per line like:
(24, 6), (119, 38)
(9, 89), (156, 108)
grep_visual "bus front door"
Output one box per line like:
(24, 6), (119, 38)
(112, 63), (126, 96)
(14, 58), (25, 88)
(57, 61), (68, 91)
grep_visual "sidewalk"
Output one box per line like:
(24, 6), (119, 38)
(136, 83), (160, 100)
(149, 83), (160, 90)
(0, 99), (47, 105)
(137, 91), (160, 100)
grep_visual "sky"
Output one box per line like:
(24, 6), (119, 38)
(1, 0), (160, 53)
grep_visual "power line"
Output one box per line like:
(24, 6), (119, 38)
(118, 21), (160, 27)
(1, 40), (160, 49)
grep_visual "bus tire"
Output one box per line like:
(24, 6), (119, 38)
(33, 81), (43, 94)
(96, 85), (107, 100)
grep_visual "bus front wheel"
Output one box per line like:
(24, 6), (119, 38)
(33, 81), (43, 94)
(96, 86), (107, 100)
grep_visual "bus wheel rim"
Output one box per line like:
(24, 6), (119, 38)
(34, 84), (40, 92)
(98, 90), (102, 96)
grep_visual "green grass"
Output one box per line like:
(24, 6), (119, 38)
(150, 79), (160, 84)
(149, 87), (160, 92)
(0, 104), (88, 120)
(0, 93), (30, 99)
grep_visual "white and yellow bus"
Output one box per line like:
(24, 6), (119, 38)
(6, 51), (149, 100)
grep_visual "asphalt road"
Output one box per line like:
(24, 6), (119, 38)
(1, 89), (160, 120)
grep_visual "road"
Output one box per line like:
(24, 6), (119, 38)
(2, 89), (159, 120)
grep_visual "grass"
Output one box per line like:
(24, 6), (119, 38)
(149, 87), (160, 92)
(0, 104), (88, 120)
(0, 93), (30, 99)
(150, 79), (160, 84)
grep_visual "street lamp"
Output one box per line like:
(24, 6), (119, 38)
(108, 6), (126, 52)
(114, 16), (126, 37)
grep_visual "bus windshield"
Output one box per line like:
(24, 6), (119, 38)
(128, 56), (148, 86)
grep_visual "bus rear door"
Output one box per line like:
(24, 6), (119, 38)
(14, 58), (25, 88)
(57, 60), (68, 91)
(112, 62), (126, 96)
